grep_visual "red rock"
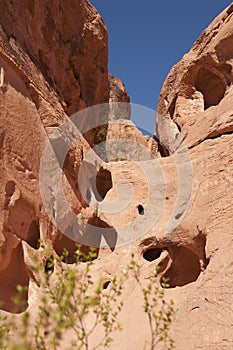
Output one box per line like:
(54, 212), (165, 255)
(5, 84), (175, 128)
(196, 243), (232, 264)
(0, 1), (232, 349)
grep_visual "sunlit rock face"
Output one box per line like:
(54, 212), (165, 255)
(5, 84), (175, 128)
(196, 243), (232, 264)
(0, 1), (233, 350)
(150, 4), (233, 349)
(0, 0), (130, 312)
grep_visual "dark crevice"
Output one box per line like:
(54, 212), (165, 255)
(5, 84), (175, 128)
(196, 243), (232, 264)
(153, 135), (170, 157)
(207, 128), (233, 139)
(103, 280), (111, 289)
(27, 220), (40, 249)
(168, 94), (178, 119)
(174, 121), (181, 133)
(189, 128), (233, 149)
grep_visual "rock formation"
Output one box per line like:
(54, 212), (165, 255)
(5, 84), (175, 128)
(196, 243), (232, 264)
(0, 0), (130, 313)
(0, 1), (233, 350)
(151, 4), (233, 348)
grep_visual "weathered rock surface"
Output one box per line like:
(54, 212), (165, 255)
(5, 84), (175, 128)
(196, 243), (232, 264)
(150, 3), (233, 349)
(0, 0), (110, 115)
(156, 3), (233, 155)
(0, 0), (130, 313)
(0, 1), (233, 350)
(108, 72), (131, 120)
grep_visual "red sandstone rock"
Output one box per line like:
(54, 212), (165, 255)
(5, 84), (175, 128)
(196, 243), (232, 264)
(0, 1), (233, 350)
(0, 0), (129, 313)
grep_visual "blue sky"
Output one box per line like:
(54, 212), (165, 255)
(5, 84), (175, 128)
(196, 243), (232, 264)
(90, 0), (232, 133)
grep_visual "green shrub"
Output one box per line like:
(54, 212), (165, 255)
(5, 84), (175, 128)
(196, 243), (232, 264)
(0, 244), (176, 350)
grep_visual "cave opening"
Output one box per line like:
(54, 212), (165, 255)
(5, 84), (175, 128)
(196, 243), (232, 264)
(143, 248), (163, 262)
(195, 67), (226, 110)
(102, 280), (111, 290)
(27, 220), (40, 249)
(95, 167), (113, 201)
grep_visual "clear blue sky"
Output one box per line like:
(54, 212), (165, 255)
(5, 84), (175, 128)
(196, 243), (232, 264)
(90, 0), (232, 133)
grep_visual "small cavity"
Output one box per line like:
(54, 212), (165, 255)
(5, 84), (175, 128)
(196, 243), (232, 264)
(95, 167), (113, 201)
(103, 280), (111, 290)
(138, 205), (144, 215)
(27, 220), (40, 249)
(5, 181), (16, 197)
(143, 248), (163, 262)
(195, 67), (226, 110)
(168, 94), (178, 119)
(161, 247), (201, 288)
(175, 213), (183, 220)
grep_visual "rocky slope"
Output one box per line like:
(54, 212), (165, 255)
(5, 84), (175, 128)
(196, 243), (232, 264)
(0, 1), (233, 350)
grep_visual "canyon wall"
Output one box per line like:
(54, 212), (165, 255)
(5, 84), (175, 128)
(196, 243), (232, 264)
(0, 0), (132, 313)
(0, 1), (232, 350)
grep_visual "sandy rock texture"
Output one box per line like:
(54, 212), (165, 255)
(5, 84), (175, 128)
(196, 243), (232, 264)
(150, 3), (233, 349)
(0, 0), (110, 115)
(85, 3), (233, 349)
(0, 0), (130, 313)
(0, 1), (233, 350)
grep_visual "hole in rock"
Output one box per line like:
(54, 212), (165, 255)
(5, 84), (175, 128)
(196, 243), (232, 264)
(143, 248), (163, 262)
(161, 246), (201, 288)
(5, 181), (16, 197)
(138, 205), (144, 215)
(175, 213), (183, 220)
(27, 220), (40, 249)
(0, 243), (29, 313)
(103, 280), (111, 290)
(195, 67), (226, 109)
(168, 95), (178, 119)
(4, 181), (16, 208)
(95, 167), (113, 201)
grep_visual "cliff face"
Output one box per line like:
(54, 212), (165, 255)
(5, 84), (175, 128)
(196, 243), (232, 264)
(151, 4), (233, 349)
(0, 0), (110, 115)
(0, 0), (131, 313)
(0, 1), (233, 350)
